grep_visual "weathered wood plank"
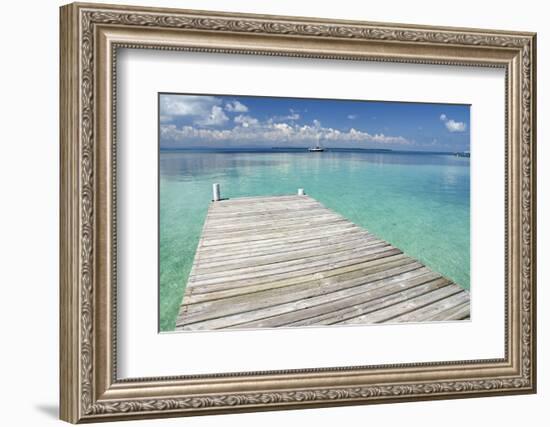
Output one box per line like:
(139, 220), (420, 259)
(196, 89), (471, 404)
(204, 212), (342, 231)
(212, 196), (317, 207)
(208, 201), (322, 215)
(426, 301), (471, 321)
(197, 227), (369, 254)
(184, 259), (422, 305)
(195, 270), (439, 330)
(196, 232), (378, 264)
(200, 222), (358, 247)
(189, 247), (401, 288)
(177, 259), (420, 327)
(287, 278), (452, 327)
(390, 293), (471, 323)
(194, 240), (390, 276)
(206, 206), (326, 221)
(175, 194), (470, 331)
(195, 236), (382, 271)
(210, 195), (312, 207)
(334, 284), (465, 325)
(201, 217), (350, 240)
(204, 213), (345, 231)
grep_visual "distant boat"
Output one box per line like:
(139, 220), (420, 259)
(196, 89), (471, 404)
(455, 151), (470, 158)
(308, 137), (325, 152)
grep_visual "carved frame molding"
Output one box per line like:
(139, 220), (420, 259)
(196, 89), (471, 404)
(60, 2), (536, 423)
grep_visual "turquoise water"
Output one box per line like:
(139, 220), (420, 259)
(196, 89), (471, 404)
(160, 150), (470, 331)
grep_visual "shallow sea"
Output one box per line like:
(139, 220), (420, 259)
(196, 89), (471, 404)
(159, 150), (470, 331)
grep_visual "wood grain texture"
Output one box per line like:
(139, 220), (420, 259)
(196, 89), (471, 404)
(176, 195), (470, 330)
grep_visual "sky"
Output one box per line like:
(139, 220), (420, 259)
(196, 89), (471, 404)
(159, 93), (470, 152)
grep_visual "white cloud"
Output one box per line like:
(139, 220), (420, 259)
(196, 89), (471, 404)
(160, 95), (220, 117)
(196, 105), (229, 126)
(347, 114), (357, 120)
(224, 100), (248, 113)
(444, 119), (467, 132)
(161, 118), (410, 147)
(234, 114), (259, 128)
(440, 113), (466, 132)
(160, 95), (230, 126)
(271, 110), (300, 121)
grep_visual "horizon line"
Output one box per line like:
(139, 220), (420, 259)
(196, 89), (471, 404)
(159, 146), (470, 154)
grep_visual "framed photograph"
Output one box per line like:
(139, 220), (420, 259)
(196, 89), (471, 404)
(60, 2), (537, 423)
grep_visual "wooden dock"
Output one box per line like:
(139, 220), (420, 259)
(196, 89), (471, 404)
(175, 193), (470, 331)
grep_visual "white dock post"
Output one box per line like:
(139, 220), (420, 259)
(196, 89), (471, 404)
(297, 188), (305, 196)
(212, 183), (221, 201)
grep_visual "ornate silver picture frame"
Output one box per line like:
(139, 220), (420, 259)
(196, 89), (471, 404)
(60, 2), (536, 423)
